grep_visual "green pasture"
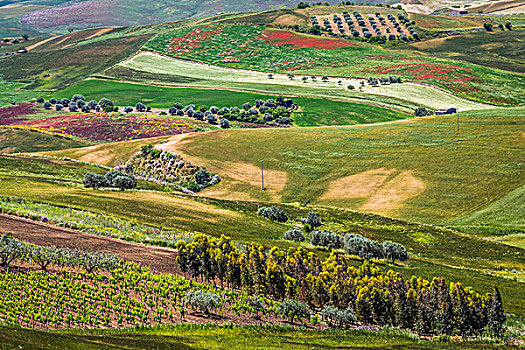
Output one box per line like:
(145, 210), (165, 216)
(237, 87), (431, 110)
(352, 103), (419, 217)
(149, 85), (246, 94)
(141, 107), (524, 225)
(0, 324), (519, 350)
(54, 79), (412, 127)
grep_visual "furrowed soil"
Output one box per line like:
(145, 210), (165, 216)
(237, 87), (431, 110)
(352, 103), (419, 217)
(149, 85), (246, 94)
(0, 214), (179, 275)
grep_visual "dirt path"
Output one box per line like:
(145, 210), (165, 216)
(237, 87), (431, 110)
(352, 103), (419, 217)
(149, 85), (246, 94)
(0, 214), (179, 275)
(26, 36), (58, 51)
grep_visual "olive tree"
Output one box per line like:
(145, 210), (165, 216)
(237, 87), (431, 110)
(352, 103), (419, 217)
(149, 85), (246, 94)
(382, 241), (409, 264)
(83, 173), (107, 190)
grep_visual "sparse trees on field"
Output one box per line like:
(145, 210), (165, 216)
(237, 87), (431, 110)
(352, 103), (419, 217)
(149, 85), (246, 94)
(43, 101), (52, 110)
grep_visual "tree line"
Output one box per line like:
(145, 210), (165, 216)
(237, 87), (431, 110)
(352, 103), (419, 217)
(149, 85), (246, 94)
(176, 234), (506, 337)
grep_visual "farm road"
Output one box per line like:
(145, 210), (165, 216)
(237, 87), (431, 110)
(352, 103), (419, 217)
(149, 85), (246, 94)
(0, 214), (179, 274)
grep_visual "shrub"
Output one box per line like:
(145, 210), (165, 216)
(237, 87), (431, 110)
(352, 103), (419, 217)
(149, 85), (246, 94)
(194, 111), (204, 120)
(36, 98), (44, 103)
(87, 100), (98, 109)
(124, 106), (133, 113)
(310, 230), (342, 250)
(209, 106), (219, 114)
(83, 173), (107, 190)
(98, 98), (113, 108)
(68, 104), (78, 112)
(194, 169), (211, 185)
(414, 107), (431, 117)
(0, 234), (28, 267)
(347, 85), (354, 90)
(60, 98), (70, 107)
(283, 228), (305, 242)
(206, 114), (217, 124)
(113, 175), (137, 191)
(279, 300), (310, 323)
(276, 117), (292, 125)
(306, 212), (321, 229)
(49, 98), (57, 105)
(43, 101), (52, 109)
(219, 118), (230, 128)
(81, 105), (90, 113)
(71, 94), (85, 104)
(344, 234), (384, 260)
(184, 290), (220, 315)
(257, 206), (288, 223)
(322, 305), (357, 327)
(382, 241), (408, 264)
(55, 104), (63, 111)
(135, 103), (146, 112)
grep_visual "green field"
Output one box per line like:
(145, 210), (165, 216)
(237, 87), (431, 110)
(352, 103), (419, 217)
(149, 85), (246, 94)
(399, 30), (525, 74)
(0, 78), (39, 107)
(91, 107), (523, 226)
(0, 324), (519, 350)
(54, 79), (413, 127)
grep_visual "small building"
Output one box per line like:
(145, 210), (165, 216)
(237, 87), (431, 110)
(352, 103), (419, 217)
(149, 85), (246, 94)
(436, 107), (457, 115)
(449, 10), (468, 16)
(17, 48), (27, 54)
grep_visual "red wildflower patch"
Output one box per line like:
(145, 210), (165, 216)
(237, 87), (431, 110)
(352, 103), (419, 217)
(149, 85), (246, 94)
(375, 63), (474, 83)
(0, 103), (37, 125)
(261, 30), (357, 50)
(167, 26), (223, 54)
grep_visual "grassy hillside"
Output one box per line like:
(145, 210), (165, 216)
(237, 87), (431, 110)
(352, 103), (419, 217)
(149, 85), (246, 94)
(447, 184), (525, 248)
(0, 324), (519, 350)
(399, 30), (525, 74)
(52, 107), (525, 225)
(104, 52), (487, 112)
(142, 24), (525, 106)
(54, 79), (413, 127)
(0, 127), (90, 153)
(0, 34), (150, 90)
(0, 153), (524, 315)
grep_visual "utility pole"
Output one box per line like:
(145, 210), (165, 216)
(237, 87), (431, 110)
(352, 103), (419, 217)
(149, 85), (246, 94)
(261, 158), (265, 191)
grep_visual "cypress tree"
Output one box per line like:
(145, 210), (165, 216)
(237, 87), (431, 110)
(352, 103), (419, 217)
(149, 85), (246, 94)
(487, 286), (506, 338)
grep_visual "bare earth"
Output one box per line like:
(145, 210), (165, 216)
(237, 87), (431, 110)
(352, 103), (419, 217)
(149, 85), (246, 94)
(0, 214), (179, 275)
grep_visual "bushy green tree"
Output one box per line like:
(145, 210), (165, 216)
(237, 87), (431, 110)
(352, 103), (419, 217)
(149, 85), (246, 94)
(279, 299), (310, 323)
(257, 206), (288, 222)
(82, 173), (106, 190)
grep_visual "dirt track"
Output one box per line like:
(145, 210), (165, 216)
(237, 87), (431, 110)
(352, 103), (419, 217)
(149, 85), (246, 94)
(0, 214), (179, 275)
